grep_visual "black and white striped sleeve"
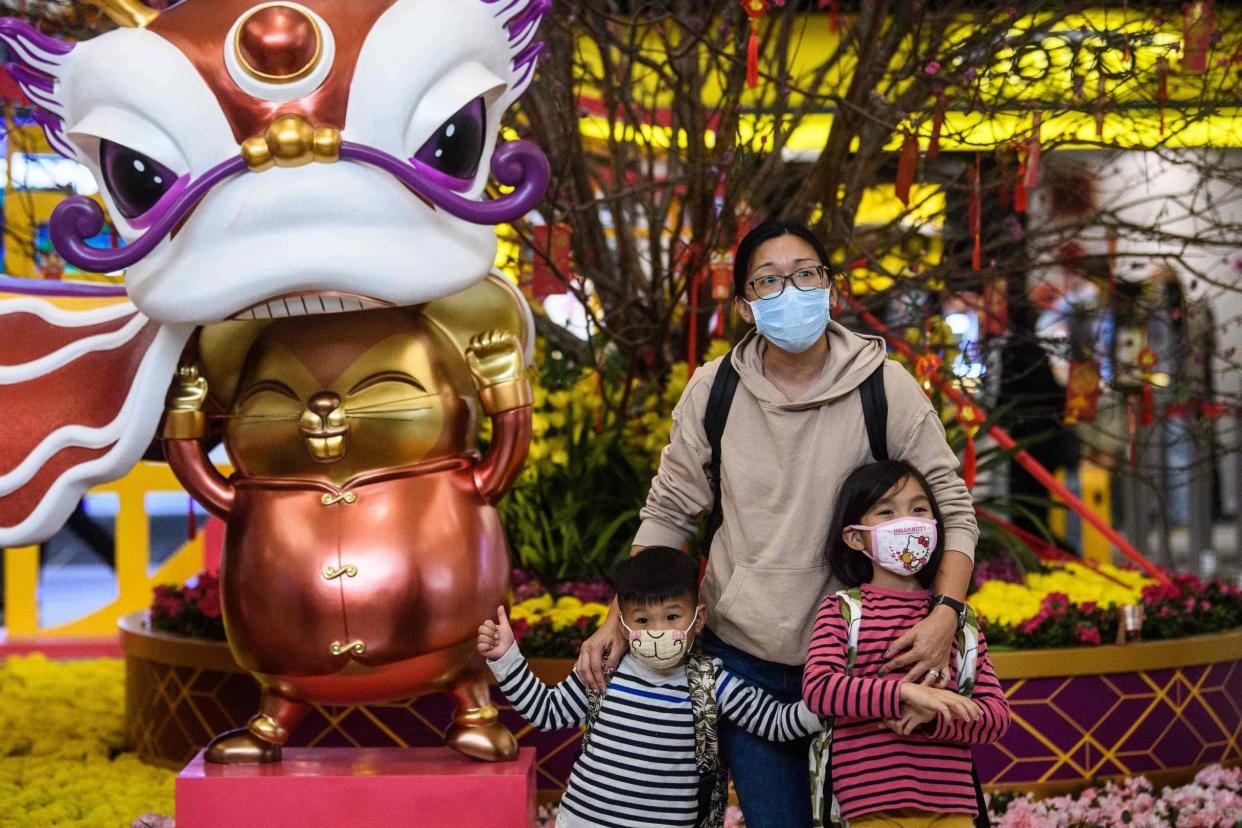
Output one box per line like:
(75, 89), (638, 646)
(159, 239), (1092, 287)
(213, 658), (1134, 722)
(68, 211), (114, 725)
(714, 661), (823, 742)
(487, 644), (590, 731)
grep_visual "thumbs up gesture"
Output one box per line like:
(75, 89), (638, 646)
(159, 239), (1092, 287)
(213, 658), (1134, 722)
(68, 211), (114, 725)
(478, 605), (516, 661)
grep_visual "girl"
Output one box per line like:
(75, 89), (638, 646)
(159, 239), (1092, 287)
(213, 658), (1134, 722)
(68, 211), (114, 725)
(803, 460), (1010, 827)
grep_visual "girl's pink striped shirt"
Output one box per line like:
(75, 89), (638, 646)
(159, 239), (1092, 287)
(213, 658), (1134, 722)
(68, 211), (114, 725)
(802, 583), (1011, 820)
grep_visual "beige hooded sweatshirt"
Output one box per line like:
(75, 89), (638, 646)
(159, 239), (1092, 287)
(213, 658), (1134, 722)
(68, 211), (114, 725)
(633, 322), (978, 666)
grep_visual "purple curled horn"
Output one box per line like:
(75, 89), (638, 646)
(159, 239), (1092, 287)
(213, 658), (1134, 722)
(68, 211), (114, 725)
(49, 140), (550, 274)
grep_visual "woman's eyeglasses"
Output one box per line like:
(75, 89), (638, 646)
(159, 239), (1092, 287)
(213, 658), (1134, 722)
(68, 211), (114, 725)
(746, 265), (832, 300)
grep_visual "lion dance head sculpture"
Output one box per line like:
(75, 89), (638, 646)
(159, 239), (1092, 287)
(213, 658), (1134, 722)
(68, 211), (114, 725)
(1, 0), (549, 764)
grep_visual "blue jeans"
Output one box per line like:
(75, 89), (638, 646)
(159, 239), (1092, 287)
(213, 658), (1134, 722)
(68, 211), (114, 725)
(702, 628), (812, 828)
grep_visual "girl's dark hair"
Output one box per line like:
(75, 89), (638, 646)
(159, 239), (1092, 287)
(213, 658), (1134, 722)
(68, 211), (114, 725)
(825, 460), (945, 589)
(611, 546), (701, 610)
(733, 219), (834, 297)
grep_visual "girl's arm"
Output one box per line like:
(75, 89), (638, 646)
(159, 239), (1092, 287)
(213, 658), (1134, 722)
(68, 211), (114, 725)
(926, 631), (1010, 744)
(715, 664), (822, 741)
(487, 644), (590, 731)
(802, 596), (902, 720)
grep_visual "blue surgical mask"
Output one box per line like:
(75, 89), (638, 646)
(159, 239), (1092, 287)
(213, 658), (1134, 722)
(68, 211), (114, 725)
(749, 287), (831, 353)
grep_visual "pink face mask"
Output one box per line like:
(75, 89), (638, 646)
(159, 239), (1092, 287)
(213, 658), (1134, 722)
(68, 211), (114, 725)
(848, 517), (937, 576)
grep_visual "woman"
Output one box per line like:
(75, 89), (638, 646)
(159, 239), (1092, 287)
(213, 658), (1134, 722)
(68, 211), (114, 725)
(577, 220), (978, 826)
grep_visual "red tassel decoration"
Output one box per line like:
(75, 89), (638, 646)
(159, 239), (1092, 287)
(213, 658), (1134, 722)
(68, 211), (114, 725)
(895, 132), (917, 206)
(187, 497), (198, 541)
(1024, 112), (1041, 192)
(1014, 150), (1028, 213)
(741, 0), (768, 89)
(963, 434), (977, 489)
(1156, 57), (1169, 136)
(957, 403), (984, 489)
(969, 153), (981, 272)
(746, 30), (759, 87)
(927, 93), (945, 160)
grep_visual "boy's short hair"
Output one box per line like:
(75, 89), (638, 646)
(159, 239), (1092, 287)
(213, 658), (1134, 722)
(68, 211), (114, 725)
(611, 546), (700, 609)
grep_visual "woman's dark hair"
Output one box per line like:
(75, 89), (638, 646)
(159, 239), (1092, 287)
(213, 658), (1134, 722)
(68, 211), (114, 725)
(825, 460), (945, 589)
(611, 546), (701, 609)
(733, 219), (833, 297)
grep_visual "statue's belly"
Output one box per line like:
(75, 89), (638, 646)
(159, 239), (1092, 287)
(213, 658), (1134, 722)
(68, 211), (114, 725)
(221, 465), (509, 681)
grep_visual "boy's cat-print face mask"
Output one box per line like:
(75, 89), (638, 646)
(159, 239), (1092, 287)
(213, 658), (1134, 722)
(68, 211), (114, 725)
(619, 608), (700, 671)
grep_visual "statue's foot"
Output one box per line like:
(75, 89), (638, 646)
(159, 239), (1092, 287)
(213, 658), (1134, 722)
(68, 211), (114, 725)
(204, 728), (282, 764)
(446, 721), (518, 762)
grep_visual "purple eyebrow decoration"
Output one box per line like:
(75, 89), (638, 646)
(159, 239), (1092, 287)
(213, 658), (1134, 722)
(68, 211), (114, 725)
(48, 140), (550, 274)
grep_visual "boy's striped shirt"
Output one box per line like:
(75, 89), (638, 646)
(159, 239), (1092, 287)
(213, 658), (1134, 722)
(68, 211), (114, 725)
(489, 645), (821, 828)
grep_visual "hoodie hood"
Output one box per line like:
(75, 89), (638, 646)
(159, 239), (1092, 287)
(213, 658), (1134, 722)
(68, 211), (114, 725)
(731, 321), (887, 410)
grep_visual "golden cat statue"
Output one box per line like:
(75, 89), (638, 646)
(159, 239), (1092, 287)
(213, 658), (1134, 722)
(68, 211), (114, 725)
(161, 276), (532, 764)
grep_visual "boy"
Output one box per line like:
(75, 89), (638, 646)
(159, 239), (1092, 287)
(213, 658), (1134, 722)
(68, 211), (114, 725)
(478, 547), (822, 828)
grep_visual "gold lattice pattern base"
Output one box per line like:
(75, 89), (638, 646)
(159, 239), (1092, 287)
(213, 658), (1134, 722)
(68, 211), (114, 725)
(976, 659), (1242, 795)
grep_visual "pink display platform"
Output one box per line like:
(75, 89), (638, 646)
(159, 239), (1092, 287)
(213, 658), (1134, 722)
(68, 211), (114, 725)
(176, 746), (536, 828)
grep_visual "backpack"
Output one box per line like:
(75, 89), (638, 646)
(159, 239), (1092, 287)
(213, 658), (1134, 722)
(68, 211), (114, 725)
(808, 590), (981, 827)
(580, 653), (729, 828)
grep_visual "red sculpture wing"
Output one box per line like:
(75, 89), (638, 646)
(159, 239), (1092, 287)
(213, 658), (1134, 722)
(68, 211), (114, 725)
(0, 293), (191, 545)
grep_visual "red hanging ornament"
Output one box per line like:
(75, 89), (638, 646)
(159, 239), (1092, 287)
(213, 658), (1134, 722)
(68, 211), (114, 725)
(895, 131), (918, 206)
(914, 352), (942, 396)
(187, 497), (198, 542)
(531, 222), (573, 300)
(820, 0), (840, 31)
(1014, 149), (1028, 213)
(982, 277), (1009, 337)
(1156, 56), (1169, 136)
(1065, 360), (1102, 425)
(926, 92), (946, 160)
(1182, 0), (1215, 74)
(969, 153), (981, 272)
(740, 0), (768, 89)
(956, 403), (986, 489)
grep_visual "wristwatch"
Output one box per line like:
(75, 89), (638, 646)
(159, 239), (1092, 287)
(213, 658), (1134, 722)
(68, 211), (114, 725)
(931, 594), (967, 630)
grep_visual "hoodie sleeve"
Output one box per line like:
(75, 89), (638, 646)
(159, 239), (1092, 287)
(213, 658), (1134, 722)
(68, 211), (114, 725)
(633, 361), (717, 549)
(886, 364), (979, 560)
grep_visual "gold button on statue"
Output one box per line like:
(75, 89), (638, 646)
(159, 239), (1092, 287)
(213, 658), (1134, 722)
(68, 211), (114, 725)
(322, 564), (358, 580)
(329, 640), (366, 656)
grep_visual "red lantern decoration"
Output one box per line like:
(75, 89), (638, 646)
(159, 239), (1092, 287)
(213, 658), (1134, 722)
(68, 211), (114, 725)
(740, 0), (768, 89)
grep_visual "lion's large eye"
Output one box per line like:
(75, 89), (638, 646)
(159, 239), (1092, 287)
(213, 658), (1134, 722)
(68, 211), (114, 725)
(100, 139), (178, 219)
(412, 97), (486, 183)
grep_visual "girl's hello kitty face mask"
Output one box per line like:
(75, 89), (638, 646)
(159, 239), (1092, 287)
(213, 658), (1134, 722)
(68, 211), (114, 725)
(848, 517), (937, 576)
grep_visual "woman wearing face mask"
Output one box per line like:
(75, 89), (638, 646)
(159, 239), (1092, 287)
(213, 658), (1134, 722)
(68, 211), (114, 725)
(575, 220), (979, 826)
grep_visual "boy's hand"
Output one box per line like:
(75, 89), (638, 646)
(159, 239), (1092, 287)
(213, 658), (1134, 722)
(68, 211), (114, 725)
(477, 605), (515, 661)
(899, 683), (981, 725)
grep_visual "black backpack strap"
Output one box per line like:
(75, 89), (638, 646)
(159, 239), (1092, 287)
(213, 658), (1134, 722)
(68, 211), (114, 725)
(702, 350), (740, 558)
(859, 364), (889, 462)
